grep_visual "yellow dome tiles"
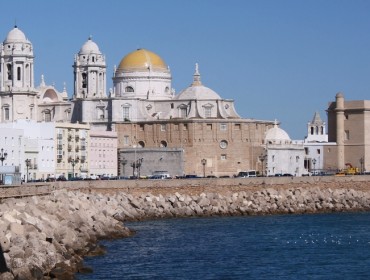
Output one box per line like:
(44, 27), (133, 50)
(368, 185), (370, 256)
(118, 48), (168, 71)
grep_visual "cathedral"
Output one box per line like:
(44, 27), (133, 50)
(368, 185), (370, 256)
(0, 25), (290, 178)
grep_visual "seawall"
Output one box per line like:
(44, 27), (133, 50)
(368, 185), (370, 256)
(1, 176), (370, 279)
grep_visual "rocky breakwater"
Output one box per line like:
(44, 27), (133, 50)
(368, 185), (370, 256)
(2, 184), (370, 279)
(0, 189), (133, 280)
(112, 186), (370, 222)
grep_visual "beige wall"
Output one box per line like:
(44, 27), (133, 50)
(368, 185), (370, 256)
(116, 119), (272, 177)
(326, 98), (370, 172)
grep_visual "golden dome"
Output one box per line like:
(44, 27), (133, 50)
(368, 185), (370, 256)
(118, 48), (168, 71)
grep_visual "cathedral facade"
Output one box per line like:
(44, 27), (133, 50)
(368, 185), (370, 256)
(0, 25), (281, 179)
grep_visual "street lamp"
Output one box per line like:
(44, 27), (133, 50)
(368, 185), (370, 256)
(70, 158), (76, 178)
(359, 157), (364, 174)
(312, 158), (317, 175)
(25, 158), (31, 182)
(0, 148), (7, 166)
(137, 158), (143, 178)
(0, 149), (7, 184)
(259, 154), (267, 177)
(201, 158), (207, 178)
(121, 158), (128, 176)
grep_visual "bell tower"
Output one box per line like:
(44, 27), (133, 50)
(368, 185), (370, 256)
(0, 25), (34, 92)
(73, 36), (106, 99)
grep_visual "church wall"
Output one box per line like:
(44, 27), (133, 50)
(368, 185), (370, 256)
(116, 120), (271, 177)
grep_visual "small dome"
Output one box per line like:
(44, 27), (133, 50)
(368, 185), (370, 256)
(4, 26), (28, 43)
(176, 63), (220, 100)
(265, 123), (291, 141)
(79, 37), (101, 54)
(176, 85), (221, 100)
(118, 49), (168, 71)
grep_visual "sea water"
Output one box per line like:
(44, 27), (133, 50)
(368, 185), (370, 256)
(77, 212), (370, 279)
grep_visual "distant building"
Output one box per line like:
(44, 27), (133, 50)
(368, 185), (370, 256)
(303, 112), (333, 174)
(263, 122), (306, 176)
(325, 93), (368, 173)
(89, 130), (117, 177)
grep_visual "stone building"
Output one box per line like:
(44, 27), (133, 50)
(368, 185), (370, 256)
(325, 92), (368, 172)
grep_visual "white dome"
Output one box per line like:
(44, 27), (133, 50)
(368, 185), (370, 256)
(265, 124), (291, 141)
(176, 84), (221, 100)
(176, 63), (221, 100)
(79, 37), (101, 54)
(4, 26), (28, 43)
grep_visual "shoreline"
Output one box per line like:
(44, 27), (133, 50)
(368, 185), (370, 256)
(2, 179), (370, 279)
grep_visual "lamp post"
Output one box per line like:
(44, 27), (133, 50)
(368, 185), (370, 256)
(71, 158), (76, 178)
(25, 158), (31, 183)
(0, 148), (7, 166)
(201, 158), (207, 178)
(121, 159), (128, 176)
(259, 154), (267, 177)
(359, 157), (364, 174)
(137, 158), (143, 178)
(0, 149), (7, 184)
(312, 158), (317, 175)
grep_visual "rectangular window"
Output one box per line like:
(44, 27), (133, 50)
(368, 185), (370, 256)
(183, 124), (188, 131)
(180, 108), (187, 118)
(204, 107), (212, 118)
(220, 123), (227, 131)
(139, 124), (144, 131)
(123, 107), (130, 120)
(344, 130), (350, 140)
(304, 148), (309, 155)
(234, 124), (241, 130)
(161, 124), (166, 131)
(317, 149), (321, 154)
(207, 124), (212, 130)
(221, 154), (227, 160)
(17, 67), (21, 81)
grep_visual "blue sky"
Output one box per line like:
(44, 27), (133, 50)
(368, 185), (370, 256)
(1, 0), (370, 139)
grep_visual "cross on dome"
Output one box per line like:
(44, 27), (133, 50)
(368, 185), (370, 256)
(192, 63), (202, 86)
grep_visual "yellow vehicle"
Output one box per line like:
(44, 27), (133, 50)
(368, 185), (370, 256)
(336, 163), (359, 176)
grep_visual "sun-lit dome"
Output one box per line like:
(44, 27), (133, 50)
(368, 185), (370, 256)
(4, 26), (28, 43)
(176, 85), (221, 100)
(79, 36), (101, 54)
(176, 63), (221, 100)
(118, 49), (168, 72)
(265, 122), (291, 141)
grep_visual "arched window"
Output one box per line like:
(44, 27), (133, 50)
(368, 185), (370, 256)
(17, 67), (21, 81)
(138, 141), (145, 148)
(3, 107), (10, 121)
(310, 127), (314, 135)
(7, 64), (12, 80)
(82, 73), (87, 88)
(320, 126), (324, 135)
(160, 140), (167, 148)
(125, 86), (134, 92)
